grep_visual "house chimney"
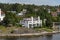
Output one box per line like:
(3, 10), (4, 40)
(31, 16), (33, 21)
(38, 16), (40, 20)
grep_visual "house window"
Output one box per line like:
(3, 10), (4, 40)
(33, 24), (36, 27)
(37, 24), (39, 26)
(29, 24), (32, 28)
(1, 13), (5, 16)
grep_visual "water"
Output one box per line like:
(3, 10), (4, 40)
(0, 33), (60, 40)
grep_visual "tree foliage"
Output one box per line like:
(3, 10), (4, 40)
(3, 12), (20, 27)
(0, 3), (58, 27)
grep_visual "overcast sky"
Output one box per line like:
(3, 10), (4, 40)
(0, 0), (60, 6)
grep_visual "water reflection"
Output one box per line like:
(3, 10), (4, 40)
(18, 36), (42, 40)
(5, 37), (18, 40)
(0, 35), (53, 40)
(0, 34), (60, 40)
(18, 35), (53, 40)
(45, 35), (53, 40)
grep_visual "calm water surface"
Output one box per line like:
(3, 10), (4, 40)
(0, 33), (60, 40)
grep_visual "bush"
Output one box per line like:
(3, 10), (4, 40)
(16, 24), (22, 27)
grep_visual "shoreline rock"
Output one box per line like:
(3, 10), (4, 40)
(0, 31), (60, 37)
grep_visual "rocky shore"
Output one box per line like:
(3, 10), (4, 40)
(0, 31), (60, 37)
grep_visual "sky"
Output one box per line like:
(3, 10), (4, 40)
(0, 0), (60, 6)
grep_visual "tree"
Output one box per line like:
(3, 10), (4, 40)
(16, 3), (23, 13)
(3, 12), (20, 27)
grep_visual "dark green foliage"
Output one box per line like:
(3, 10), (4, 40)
(3, 12), (20, 27)
(0, 3), (58, 28)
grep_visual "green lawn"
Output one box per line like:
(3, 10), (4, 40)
(0, 26), (18, 33)
(34, 27), (53, 32)
(0, 26), (7, 33)
(0, 25), (53, 34)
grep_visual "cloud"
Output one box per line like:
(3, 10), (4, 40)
(0, 0), (60, 6)
(18, 0), (60, 6)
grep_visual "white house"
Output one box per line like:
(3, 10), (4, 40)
(0, 9), (5, 22)
(18, 9), (27, 16)
(53, 22), (60, 31)
(48, 9), (51, 13)
(20, 16), (42, 28)
(22, 9), (27, 13)
(7, 11), (16, 13)
(18, 12), (23, 16)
